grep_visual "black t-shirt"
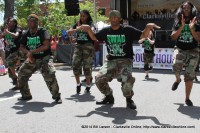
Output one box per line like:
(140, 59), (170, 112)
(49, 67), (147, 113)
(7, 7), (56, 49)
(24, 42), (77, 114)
(4, 27), (22, 53)
(72, 22), (94, 44)
(142, 39), (155, 53)
(20, 27), (51, 59)
(172, 22), (200, 50)
(95, 25), (142, 60)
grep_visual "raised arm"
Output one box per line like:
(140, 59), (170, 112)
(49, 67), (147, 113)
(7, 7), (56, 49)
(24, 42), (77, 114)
(138, 38), (146, 44)
(4, 29), (20, 39)
(141, 23), (160, 39)
(189, 17), (200, 42)
(171, 15), (185, 41)
(147, 38), (155, 45)
(77, 24), (98, 41)
(87, 27), (98, 41)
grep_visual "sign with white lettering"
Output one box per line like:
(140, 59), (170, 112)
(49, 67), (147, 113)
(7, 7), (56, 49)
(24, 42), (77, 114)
(131, 0), (200, 20)
(133, 46), (174, 69)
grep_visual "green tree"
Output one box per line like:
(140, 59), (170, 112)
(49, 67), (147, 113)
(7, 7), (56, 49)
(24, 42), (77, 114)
(15, 0), (108, 36)
(16, 0), (41, 28)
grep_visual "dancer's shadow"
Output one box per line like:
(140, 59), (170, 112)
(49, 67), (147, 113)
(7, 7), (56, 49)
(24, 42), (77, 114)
(142, 78), (159, 82)
(76, 105), (170, 125)
(56, 67), (72, 71)
(12, 101), (57, 114)
(80, 82), (95, 87)
(0, 89), (19, 98)
(66, 93), (95, 102)
(174, 103), (200, 120)
(193, 80), (200, 84)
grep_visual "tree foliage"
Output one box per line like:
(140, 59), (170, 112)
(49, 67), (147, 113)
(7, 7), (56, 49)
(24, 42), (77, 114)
(14, 0), (108, 36)
(0, 0), (4, 11)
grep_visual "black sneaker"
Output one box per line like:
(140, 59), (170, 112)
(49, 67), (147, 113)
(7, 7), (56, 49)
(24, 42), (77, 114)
(126, 98), (137, 110)
(76, 84), (82, 94)
(172, 80), (181, 91)
(18, 96), (32, 101)
(11, 86), (20, 91)
(96, 94), (114, 104)
(185, 99), (193, 106)
(145, 75), (149, 79)
(55, 97), (62, 104)
(194, 77), (198, 82)
(85, 86), (91, 93)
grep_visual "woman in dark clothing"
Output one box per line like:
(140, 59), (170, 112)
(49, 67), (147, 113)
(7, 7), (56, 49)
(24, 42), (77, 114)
(68, 10), (95, 94)
(170, 1), (200, 106)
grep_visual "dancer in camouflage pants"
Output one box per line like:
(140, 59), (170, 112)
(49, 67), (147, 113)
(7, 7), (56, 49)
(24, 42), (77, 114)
(17, 14), (62, 103)
(18, 55), (61, 100)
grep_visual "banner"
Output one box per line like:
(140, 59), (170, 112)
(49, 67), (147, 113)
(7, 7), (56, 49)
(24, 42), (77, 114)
(133, 46), (174, 69)
(102, 45), (199, 70)
(131, 0), (200, 20)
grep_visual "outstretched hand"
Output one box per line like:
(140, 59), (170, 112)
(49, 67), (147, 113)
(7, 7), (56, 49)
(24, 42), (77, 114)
(189, 16), (197, 30)
(77, 25), (91, 32)
(141, 23), (161, 39)
(146, 23), (161, 31)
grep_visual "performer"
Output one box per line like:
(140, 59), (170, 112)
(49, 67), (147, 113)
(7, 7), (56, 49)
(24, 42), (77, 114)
(76, 10), (160, 109)
(138, 30), (155, 79)
(68, 10), (95, 94)
(17, 14), (62, 103)
(170, 1), (200, 106)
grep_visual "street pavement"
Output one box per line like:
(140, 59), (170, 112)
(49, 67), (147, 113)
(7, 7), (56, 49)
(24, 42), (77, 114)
(0, 65), (199, 133)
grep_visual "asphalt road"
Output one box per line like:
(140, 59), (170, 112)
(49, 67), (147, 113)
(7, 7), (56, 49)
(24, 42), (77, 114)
(0, 66), (199, 133)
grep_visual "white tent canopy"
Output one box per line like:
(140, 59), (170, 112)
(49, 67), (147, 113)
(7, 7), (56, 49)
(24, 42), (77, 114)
(95, 21), (110, 31)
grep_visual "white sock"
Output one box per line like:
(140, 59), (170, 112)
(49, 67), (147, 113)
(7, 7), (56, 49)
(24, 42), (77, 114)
(86, 85), (91, 88)
(77, 83), (81, 86)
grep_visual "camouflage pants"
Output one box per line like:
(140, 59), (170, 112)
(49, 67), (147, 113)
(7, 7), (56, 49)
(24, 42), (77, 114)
(6, 51), (20, 79)
(18, 50), (26, 63)
(173, 48), (199, 82)
(72, 43), (94, 78)
(143, 52), (154, 71)
(95, 58), (135, 98)
(18, 55), (60, 99)
(195, 50), (200, 72)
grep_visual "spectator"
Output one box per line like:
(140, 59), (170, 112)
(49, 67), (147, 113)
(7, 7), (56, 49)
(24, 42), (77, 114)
(0, 32), (6, 67)
(0, 57), (6, 75)
(50, 35), (59, 62)
(93, 41), (100, 67)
